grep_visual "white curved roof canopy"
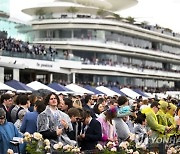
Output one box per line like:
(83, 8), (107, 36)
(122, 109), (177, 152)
(106, 0), (138, 11)
(56, 0), (138, 11)
(22, 5), (109, 16)
(22, 0), (138, 15)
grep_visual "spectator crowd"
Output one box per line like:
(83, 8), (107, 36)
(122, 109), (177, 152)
(0, 90), (180, 153)
(0, 37), (57, 58)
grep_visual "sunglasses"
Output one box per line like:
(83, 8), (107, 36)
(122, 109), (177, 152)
(78, 118), (85, 122)
(0, 116), (5, 120)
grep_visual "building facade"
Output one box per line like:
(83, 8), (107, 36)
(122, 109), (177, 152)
(0, 0), (180, 91)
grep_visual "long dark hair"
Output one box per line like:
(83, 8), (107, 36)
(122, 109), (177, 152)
(104, 107), (117, 125)
(134, 112), (146, 124)
(93, 103), (102, 114)
(44, 92), (60, 106)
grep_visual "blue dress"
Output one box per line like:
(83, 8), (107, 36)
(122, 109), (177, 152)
(0, 121), (22, 154)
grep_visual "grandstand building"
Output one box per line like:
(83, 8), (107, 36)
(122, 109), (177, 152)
(1, 0), (180, 90)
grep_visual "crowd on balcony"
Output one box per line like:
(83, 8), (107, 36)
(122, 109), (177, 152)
(0, 37), (57, 59)
(37, 12), (180, 40)
(81, 57), (180, 73)
(0, 89), (180, 153)
(35, 30), (180, 56)
(1, 36), (180, 76)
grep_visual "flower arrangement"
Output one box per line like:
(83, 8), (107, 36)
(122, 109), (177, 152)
(96, 141), (118, 154)
(119, 140), (154, 154)
(22, 131), (175, 154)
(7, 149), (14, 154)
(23, 132), (50, 154)
(53, 142), (81, 153)
(167, 146), (180, 154)
(96, 132), (156, 154)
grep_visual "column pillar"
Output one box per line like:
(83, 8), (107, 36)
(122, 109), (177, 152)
(67, 74), (71, 84)
(13, 68), (19, 81)
(0, 67), (4, 83)
(102, 76), (107, 85)
(49, 73), (53, 83)
(71, 29), (74, 38)
(93, 75), (96, 83)
(72, 72), (76, 84)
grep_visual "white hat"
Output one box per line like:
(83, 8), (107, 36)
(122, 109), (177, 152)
(5, 91), (14, 95)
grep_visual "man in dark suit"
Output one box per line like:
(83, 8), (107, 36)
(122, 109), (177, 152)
(0, 94), (13, 122)
(83, 95), (96, 118)
(77, 110), (102, 151)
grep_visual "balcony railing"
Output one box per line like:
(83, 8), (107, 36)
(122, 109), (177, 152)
(32, 16), (180, 39)
(33, 38), (180, 59)
(0, 50), (81, 62)
(1, 49), (180, 78)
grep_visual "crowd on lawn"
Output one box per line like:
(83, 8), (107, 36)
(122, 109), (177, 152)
(0, 90), (180, 153)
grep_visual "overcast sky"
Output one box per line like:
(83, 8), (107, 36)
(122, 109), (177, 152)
(10, 0), (180, 33)
(120, 0), (180, 33)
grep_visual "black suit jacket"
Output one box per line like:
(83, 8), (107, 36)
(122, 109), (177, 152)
(83, 105), (96, 118)
(0, 104), (12, 122)
(80, 118), (102, 151)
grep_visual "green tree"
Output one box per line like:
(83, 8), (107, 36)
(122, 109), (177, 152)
(35, 9), (45, 19)
(35, 8), (45, 16)
(126, 16), (135, 24)
(96, 9), (106, 17)
(67, 7), (79, 18)
(140, 21), (148, 28)
(164, 28), (172, 33)
(112, 13), (122, 20)
(155, 24), (161, 29)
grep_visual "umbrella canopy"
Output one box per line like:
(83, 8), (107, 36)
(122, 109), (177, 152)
(110, 87), (126, 96)
(5, 80), (33, 93)
(48, 83), (73, 94)
(0, 82), (16, 91)
(66, 83), (94, 95)
(144, 92), (155, 98)
(32, 89), (52, 97)
(120, 87), (141, 99)
(84, 85), (104, 95)
(27, 81), (57, 93)
(96, 86), (120, 97)
(133, 89), (149, 97)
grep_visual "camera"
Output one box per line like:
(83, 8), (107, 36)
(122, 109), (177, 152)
(10, 140), (19, 145)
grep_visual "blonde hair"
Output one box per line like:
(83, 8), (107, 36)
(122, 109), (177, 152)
(73, 99), (82, 109)
(142, 99), (148, 105)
